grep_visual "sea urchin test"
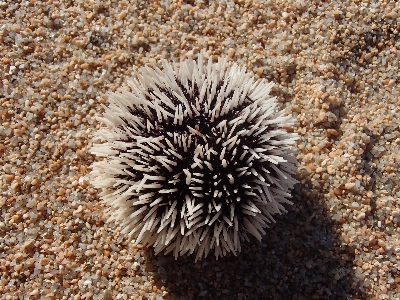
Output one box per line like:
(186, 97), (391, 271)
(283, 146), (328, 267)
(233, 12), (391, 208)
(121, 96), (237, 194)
(90, 52), (299, 261)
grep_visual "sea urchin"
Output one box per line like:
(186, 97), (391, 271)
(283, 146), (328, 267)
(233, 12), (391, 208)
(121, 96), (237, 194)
(90, 52), (299, 261)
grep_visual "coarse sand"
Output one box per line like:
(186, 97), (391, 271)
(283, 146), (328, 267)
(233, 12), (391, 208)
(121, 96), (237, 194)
(1, 1), (399, 299)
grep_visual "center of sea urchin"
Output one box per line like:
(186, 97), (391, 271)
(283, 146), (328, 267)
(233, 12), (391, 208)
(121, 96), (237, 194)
(118, 78), (271, 231)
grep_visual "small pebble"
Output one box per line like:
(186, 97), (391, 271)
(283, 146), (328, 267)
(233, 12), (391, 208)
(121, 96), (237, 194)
(355, 212), (366, 221)
(345, 182), (356, 190)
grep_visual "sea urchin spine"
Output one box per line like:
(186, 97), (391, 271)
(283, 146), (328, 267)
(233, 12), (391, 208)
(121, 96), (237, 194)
(90, 52), (299, 261)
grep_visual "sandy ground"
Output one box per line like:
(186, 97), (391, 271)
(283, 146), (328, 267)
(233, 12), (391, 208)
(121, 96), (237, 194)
(1, 0), (400, 299)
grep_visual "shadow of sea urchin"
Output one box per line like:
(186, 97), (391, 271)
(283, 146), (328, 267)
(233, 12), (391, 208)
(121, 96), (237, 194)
(90, 52), (299, 261)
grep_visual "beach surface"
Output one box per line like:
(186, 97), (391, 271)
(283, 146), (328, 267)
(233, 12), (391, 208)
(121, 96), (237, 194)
(1, 1), (399, 299)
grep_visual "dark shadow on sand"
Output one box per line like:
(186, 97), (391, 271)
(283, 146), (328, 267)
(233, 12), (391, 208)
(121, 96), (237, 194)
(145, 184), (363, 300)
